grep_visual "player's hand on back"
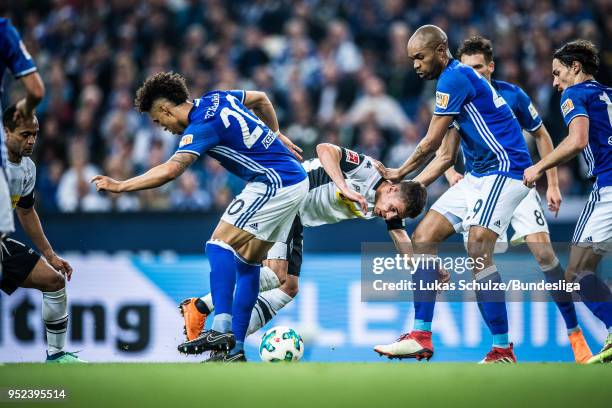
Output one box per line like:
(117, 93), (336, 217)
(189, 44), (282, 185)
(90, 175), (123, 193)
(45, 252), (74, 281)
(546, 184), (562, 217)
(277, 132), (303, 161)
(339, 187), (369, 214)
(373, 160), (403, 183)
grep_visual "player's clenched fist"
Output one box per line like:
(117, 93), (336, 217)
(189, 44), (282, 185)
(91, 175), (123, 193)
(522, 165), (543, 187)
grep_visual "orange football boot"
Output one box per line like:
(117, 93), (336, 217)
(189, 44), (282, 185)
(568, 329), (593, 364)
(179, 298), (207, 341)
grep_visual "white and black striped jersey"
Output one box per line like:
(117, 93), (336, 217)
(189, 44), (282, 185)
(299, 148), (404, 230)
(6, 157), (36, 209)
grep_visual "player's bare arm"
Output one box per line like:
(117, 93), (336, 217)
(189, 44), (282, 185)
(523, 116), (589, 187)
(414, 129), (461, 187)
(375, 114), (454, 182)
(15, 205), (73, 280)
(14, 72), (45, 121)
(316, 143), (368, 213)
(91, 152), (197, 193)
(529, 125), (562, 215)
(242, 91), (302, 161)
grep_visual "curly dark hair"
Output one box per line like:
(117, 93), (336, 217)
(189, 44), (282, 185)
(553, 40), (599, 76)
(134, 71), (190, 113)
(457, 36), (494, 63)
(398, 180), (428, 219)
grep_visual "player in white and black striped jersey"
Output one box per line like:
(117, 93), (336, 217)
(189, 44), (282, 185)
(179, 143), (430, 342)
(0, 105), (84, 363)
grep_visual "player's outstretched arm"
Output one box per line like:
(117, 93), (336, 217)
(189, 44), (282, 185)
(529, 125), (562, 215)
(316, 143), (368, 213)
(523, 116), (589, 186)
(16, 206), (73, 280)
(388, 228), (413, 256)
(91, 152), (197, 193)
(375, 114), (454, 182)
(414, 129), (461, 187)
(14, 72), (45, 121)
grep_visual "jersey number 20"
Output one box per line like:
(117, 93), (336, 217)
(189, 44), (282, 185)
(220, 94), (266, 148)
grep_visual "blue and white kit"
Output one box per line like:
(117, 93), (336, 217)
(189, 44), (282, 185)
(175, 90), (308, 242)
(561, 80), (612, 253)
(431, 60), (532, 236)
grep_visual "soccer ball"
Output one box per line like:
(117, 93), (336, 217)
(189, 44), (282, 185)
(259, 326), (304, 362)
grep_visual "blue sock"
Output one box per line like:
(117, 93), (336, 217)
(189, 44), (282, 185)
(543, 262), (579, 332)
(232, 257), (261, 345)
(233, 341), (244, 354)
(412, 256), (437, 332)
(475, 266), (509, 348)
(206, 241), (237, 333)
(576, 273), (612, 328)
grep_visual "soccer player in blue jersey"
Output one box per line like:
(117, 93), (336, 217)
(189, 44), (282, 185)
(446, 36), (591, 363)
(0, 18), (45, 241)
(374, 25), (532, 363)
(92, 72), (309, 362)
(524, 40), (612, 364)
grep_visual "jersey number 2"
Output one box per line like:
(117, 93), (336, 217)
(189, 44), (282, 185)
(220, 94), (266, 148)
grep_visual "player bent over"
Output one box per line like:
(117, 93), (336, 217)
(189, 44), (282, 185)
(524, 40), (612, 364)
(374, 25), (533, 363)
(92, 73), (308, 362)
(1, 106), (83, 363)
(447, 36), (591, 363)
(179, 143), (429, 341)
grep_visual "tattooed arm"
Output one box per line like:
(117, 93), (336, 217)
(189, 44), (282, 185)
(375, 115), (455, 182)
(91, 153), (198, 193)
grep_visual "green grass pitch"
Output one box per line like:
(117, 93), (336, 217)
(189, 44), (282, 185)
(0, 363), (610, 408)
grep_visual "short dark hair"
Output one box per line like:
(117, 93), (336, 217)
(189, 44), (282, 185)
(553, 40), (599, 76)
(398, 180), (427, 218)
(2, 104), (19, 131)
(134, 71), (190, 113)
(457, 36), (494, 63)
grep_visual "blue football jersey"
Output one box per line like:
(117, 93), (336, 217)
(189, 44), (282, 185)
(560, 80), (612, 187)
(0, 18), (37, 168)
(436, 59), (532, 179)
(175, 90), (306, 188)
(493, 80), (542, 132)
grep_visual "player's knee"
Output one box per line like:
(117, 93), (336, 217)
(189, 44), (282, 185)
(43, 271), (65, 292)
(533, 248), (557, 269)
(564, 266), (578, 283)
(281, 278), (299, 298)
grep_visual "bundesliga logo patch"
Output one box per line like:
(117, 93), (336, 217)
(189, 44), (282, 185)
(436, 91), (449, 109)
(345, 150), (360, 165)
(179, 134), (193, 147)
(528, 103), (539, 120)
(561, 99), (574, 117)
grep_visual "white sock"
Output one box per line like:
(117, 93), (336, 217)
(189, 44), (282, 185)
(199, 266), (281, 314)
(199, 294), (214, 313)
(247, 288), (293, 336)
(259, 266), (281, 291)
(43, 288), (68, 355)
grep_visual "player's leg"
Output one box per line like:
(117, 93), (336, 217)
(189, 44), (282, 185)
(180, 179), (308, 361)
(567, 185), (612, 363)
(373, 209), (456, 360)
(511, 189), (591, 361)
(2, 239), (84, 363)
(247, 219), (304, 335)
(464, 174), (530, 363)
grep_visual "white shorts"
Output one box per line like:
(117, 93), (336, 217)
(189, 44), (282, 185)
(509, 188), (549, 243)
(221, 178), (309, 242)
(432, 173), (531, 237)
(0, 170), (14, 235)
(267, 241), (287, 260)
(572, 185), (612, 254)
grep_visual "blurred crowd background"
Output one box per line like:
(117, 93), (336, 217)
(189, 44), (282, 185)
(1, 0), (610, 214)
